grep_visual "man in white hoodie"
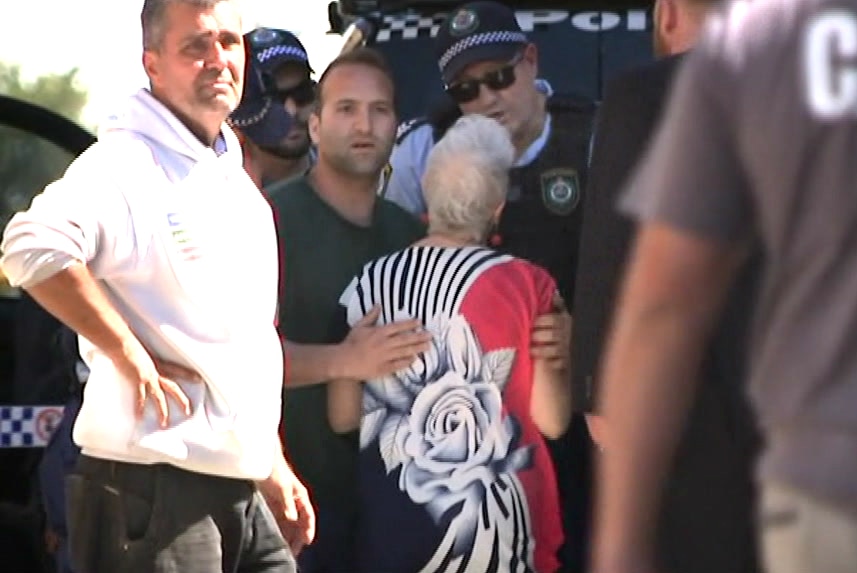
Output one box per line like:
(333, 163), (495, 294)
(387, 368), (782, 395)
(0, 1), (312, 572)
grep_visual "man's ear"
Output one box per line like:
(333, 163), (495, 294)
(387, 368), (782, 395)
(143, 51), (159, 84)
(493, 200), (506, 224)
(522, 42), (539, 77)
(308, 111), (321, 146)
(658, 0), (679, 39)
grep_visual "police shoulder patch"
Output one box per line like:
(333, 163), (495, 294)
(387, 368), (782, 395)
(540, 168), (581, 216)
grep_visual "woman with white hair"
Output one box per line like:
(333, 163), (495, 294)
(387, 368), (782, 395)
(328, 115), (571, 573)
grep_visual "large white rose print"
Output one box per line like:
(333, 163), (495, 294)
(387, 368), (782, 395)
(360, 313), (536, 572)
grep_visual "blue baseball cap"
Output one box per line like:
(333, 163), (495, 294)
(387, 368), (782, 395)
(435, 1), (528, 85)
(229, 37), (294, 148)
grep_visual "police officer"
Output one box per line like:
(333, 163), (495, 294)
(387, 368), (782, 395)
(229, 38), (292, 191)
(386, 0), (594, 305)
(230, 28), (316, 192)
(386, 2), (597, 569)
(38, 326), (88, 573)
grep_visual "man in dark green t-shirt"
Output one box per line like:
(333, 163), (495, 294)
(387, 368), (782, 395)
(270, 48), (428, 573)
(275, 177), (423, 572)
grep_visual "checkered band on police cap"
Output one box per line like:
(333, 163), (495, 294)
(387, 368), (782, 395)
(435, 1), (528, 83)
(247, 28), (314, 74)
(438, 30), (528, 73)
(256, 45), (308, 66)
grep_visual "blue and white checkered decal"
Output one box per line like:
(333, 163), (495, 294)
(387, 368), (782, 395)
(0, 406), (65, 448)
(256, 45), (308, 65)
(374, 13), (448, 42)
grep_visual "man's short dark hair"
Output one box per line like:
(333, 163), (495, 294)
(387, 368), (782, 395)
(141, 0), (230, 51)
(314, 48), (397, 111)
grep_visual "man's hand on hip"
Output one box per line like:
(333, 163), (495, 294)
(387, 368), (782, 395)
(111, 340), (201, 427)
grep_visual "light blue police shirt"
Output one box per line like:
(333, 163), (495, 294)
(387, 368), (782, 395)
(385, 79), (555, 215)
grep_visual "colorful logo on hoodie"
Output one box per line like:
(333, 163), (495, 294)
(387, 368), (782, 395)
(167, 212), (202, 262)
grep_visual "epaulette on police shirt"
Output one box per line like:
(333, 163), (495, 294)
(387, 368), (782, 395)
(395, 117), (431, 145)
(395, 94), (463, 146)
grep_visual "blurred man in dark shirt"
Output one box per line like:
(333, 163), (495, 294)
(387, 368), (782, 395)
(573, 0), (761, 571)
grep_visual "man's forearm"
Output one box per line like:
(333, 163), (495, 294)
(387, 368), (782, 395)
(592, 226), (744, 570)
(594, 306), (706, 564)
(24, 262), (137, 361)
(531, 359), (572, 439)
(282, 340), (345, 387)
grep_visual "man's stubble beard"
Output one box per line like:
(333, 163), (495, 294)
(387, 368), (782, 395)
(327, 147), (390, 180)
(260, 140), (312, 160)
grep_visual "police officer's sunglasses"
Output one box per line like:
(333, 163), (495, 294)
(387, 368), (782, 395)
(269, 80), (317, 107)
(445, 52), (524, 104)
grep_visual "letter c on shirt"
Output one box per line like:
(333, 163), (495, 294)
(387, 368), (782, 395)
(804, 10), (857, 119)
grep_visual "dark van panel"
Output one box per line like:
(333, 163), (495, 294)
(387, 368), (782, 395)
(329, 1), (653, 120)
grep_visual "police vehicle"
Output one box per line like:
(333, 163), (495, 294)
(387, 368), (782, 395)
(0, 94), (94, 572)
(327, 0), (653, 119)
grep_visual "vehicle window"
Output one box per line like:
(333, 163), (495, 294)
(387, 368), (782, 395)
(0, 125), (76, 298)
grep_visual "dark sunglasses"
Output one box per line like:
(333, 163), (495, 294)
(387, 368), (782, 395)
(269, 80), (316, 107)
(445, 53), (523, 104)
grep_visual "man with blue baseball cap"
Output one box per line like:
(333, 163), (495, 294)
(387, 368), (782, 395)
(231, 28), (316, 191)
(385, 2), (597, 570)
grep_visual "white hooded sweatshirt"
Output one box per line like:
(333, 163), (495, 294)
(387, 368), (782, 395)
(1, 89), (282, 480)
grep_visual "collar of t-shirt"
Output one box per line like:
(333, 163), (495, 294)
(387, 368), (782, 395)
(515, 112), (552, 168)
